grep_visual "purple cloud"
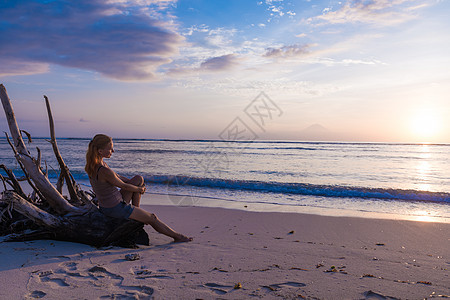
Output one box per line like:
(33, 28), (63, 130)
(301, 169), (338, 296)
(0, 0), (182, 80)
(0, 60), (49, 77)
(311, 0), (422, 26)
(200, 54), (239, 71)
(167, 54), (240, 75)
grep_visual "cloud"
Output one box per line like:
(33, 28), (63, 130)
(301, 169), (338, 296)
(107, 0), (176, 7)
(182, 25), (238, 49)
(0, 0), (183, 81)
(167, 54), (240, 75)
(311, 0), (423, 26)
(263, 44), (312, 59)
(169, 76), (335, 99)
(0, 61), (49, 77)
(200, 54), (239, 71)
(205, 28), (238, 48)
(309, 57), (384, 66)
(183, 25), (210, 36)
(106, 0), (179, 21)
(257, 0), (296, 23)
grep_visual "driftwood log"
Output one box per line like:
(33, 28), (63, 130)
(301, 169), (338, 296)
(0, 84), (148, 247)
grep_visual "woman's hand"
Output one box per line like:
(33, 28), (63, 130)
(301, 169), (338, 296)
(138, 186), (146, 194)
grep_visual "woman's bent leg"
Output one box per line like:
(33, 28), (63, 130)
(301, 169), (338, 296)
(120, 175), (144, 207)
(129, 207), (192, 242)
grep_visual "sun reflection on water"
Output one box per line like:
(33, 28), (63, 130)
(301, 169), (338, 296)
(415, 144), (432, 191)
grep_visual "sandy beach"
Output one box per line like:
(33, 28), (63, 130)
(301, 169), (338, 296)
(1, 194), (449, 300)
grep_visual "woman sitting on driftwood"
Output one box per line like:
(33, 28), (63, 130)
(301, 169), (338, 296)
(85, 134), (192, 243)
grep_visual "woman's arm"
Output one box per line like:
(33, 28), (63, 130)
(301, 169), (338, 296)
(104, 163), (130, 183)
(100, 167), (145, 194)
(117, 174), (130, 183)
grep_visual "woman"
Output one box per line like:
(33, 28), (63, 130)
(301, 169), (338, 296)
(85, 134), (192, 243)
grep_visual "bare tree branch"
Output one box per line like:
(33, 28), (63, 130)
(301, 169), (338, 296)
(5, 132), (45, 201)
(0, 174), (8, 191)
(20, 130), (33, 144)
(0, 164), (27, 199)
(36, 147), (41, 168)
(44, 95), (80, 204)
(56, 171), (64, 193)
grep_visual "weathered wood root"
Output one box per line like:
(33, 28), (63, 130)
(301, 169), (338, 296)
(1, 191), (148, 247)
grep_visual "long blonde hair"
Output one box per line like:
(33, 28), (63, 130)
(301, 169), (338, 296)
(85, 134), (112, 177)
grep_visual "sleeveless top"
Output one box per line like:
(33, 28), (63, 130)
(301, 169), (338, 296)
(89, 165), (123, 208)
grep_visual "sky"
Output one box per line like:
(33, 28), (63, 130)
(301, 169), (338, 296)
(0, 0), (449, 143)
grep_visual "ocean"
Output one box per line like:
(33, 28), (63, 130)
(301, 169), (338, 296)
(1, 138), (449, 222)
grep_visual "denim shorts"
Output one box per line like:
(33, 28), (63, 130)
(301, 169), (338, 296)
(99, 202), (134, 219)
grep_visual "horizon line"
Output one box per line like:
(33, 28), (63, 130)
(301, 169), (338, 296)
(0, 136), (449, 146)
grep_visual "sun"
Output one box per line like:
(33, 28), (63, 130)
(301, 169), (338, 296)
(410, 110), (441, 141)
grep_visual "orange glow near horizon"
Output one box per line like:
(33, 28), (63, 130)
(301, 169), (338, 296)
(409, 109), (442, 142)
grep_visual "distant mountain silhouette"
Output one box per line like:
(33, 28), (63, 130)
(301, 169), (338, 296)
(299, 123), (333, 141)
(302, 124), (328, 133)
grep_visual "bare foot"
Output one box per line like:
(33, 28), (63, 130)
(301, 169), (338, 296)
(173, 234), (193, 243)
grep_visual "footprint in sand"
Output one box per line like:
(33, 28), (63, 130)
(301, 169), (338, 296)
(263, 281), (306, 291)
(33, 270), (70, 289)
(88, 265), (124, 280)
(98, 285), (154, 299)
(26, 262), (155, 299)
(84, 265), (155, 298)
(39, 276), (70, 288)
(24, 290), (46, 299)
(203, 282), (235, 295)
(364, 290), (399, 300)
(132, 266), (174, 279)
(62, 261), (77, 271)
(25, 270), (70, 298)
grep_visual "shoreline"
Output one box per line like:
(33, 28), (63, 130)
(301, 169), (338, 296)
(1, 203), (449, 299)
(3, 180), (450, 223)
(75, 178), (450, 224)
(143, 192), (450, 224)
